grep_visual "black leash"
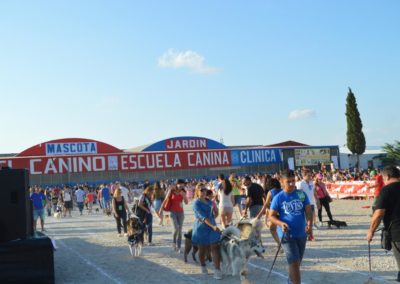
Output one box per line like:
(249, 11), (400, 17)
(265, 232), (285, 283)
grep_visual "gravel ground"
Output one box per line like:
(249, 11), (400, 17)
(45, 200), (398, 284)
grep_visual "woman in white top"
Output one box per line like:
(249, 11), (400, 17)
(217, 174), (234, 228)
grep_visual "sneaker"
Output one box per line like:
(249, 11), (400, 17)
(201, 265), (208, 274)
(124, 233), (128, 237)
(118, 233), (122, 237)
(148, 242), (154, 246)
(313, 225), (318, 230)
(176, 248), (182, 254)
(213, 269), (222, 280)
(172, 244), (177, 251)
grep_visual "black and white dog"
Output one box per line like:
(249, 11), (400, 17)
(127, 214), (144, 257)
(220, 219), (265, 281)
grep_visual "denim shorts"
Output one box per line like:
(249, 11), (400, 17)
(281, 236), (307, 264)
(33, 208), (45, 221)
(233, 195), (242, 206)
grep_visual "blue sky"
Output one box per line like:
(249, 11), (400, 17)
(1, 1), (399, 153)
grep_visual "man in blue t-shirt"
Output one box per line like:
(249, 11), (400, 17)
(270, 170), (313, 284)
(100, 184), (111, 212)
(30, 187), (46, 232)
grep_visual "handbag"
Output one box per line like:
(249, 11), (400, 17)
(326, 195), (332, 203)
(163, 193), (173, 211)
(381, 222), (392, 251)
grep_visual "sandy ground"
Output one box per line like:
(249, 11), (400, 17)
(45, 200), (399, 284)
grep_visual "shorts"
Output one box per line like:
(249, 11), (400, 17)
(33, 209), (45, 221)
(281, 236), (307, 264)
(219, 206), (233, 214)
(233, 195), (242, 206)
(240, 196), (246, 210)
(153, 198), (164, 212)
(64, 201), (73, 209)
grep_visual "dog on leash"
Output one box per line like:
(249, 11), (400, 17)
(53, 205), (63, 219)
(104, 208), (112, 216)
(183, 229), (212, 263)
(53, 211), (62, 219)
(127, 214), (144, 257)
(326, 220), (348, 229)
(220, 219), (265, 281)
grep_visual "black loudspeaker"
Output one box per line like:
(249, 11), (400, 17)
(0, 168), (33, 242)
(0, 233), (55, 283)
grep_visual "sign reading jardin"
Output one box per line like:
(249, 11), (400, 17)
(45, 142), (98, 156)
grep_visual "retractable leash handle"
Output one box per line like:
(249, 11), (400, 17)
(265, 231), (286, 284)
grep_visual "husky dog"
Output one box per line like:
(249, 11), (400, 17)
(127, 214), (144, 257)
(220, 219), (265, 281)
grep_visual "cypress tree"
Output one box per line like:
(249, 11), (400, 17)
(345, 87), (366, 168)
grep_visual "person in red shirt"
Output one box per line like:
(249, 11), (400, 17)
(159, 179), (188, 253)
(86, 190), (94, 214)
(369, 169), (385, 213)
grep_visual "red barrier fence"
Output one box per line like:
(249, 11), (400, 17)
(326, 181), (374, 199)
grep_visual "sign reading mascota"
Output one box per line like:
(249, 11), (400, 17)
(46, 142), (98, 156)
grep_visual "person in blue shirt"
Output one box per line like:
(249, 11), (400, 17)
(192, 183), (222, 280)
(30, 187), (46, 232)
(100, 184), (111, 212)
(270, 170), (313, 284)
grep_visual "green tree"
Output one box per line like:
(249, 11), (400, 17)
(382, 140), (400, 166)
(345, 87), (366, 168)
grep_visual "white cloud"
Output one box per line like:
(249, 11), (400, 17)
(288, 109), (316, 120)
(158, 49), (220, 74)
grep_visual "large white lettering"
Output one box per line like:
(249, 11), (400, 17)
(121, 153), (179, 170)
(187, 151), (230, 167)
(30, 159), (42, 174)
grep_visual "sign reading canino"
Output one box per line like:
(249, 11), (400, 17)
(45, 142), (98, 156)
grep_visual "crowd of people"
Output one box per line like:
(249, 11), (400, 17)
(29, 166), (400, 283)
